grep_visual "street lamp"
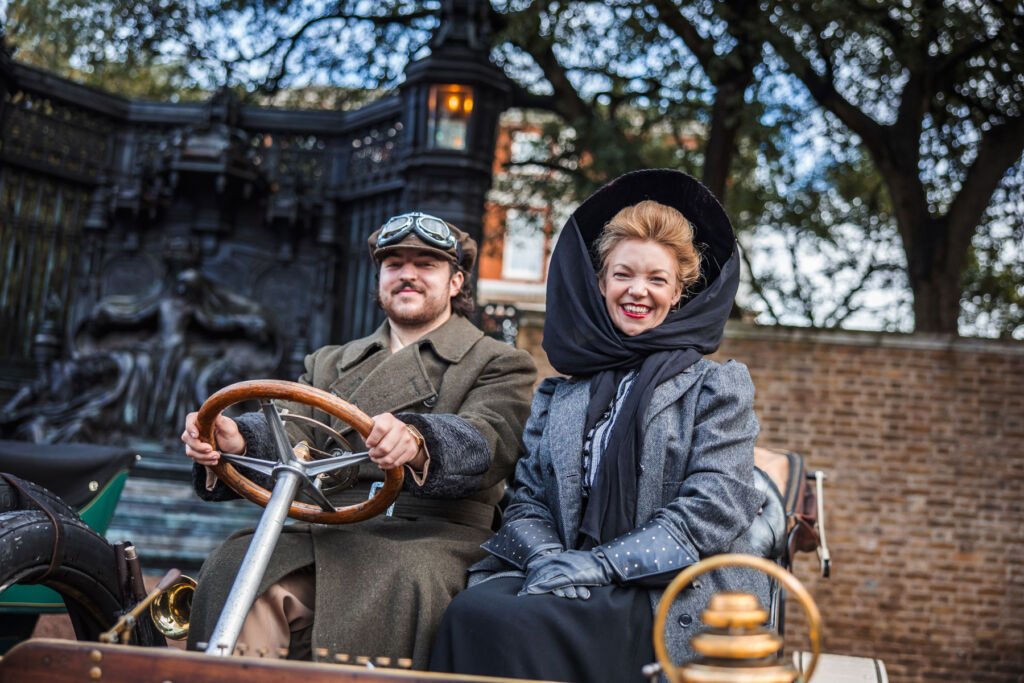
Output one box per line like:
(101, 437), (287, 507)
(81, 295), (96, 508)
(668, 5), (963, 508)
(397, 0), (512, 265)
(428, 84), (475, 150)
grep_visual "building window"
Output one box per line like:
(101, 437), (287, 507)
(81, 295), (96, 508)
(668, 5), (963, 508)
(502, 209), (546, 281)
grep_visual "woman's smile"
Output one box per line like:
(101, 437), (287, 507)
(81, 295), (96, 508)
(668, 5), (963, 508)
(620, 303), (651, 318)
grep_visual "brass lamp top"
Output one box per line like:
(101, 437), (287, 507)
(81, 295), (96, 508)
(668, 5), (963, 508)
(678, 591), (796, 683)
(702, 592), (770, 629)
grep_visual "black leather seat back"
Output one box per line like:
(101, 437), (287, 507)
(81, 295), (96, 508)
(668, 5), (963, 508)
(0, 440), (136, 508)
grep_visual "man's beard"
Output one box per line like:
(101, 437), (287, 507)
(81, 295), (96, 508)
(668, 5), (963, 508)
(378, 280), (451, 326)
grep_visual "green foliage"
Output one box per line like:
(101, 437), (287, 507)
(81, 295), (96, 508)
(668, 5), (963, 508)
(737, 119), (912, 329)
(761, 0), (1023, 209)
(4, 0), (215, 100)
(2, 0), (437, 102)
(755, 0), (1024, 335)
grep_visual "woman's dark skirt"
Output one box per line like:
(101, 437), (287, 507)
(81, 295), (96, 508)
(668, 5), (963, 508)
(429, 577), (654, 682)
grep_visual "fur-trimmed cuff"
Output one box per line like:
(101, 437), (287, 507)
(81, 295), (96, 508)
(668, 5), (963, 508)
(191, 461), (239, 501)
(394, 412), (489, 498)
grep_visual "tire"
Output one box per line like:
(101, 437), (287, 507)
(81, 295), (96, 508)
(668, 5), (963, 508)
(0, 475), (78, 518)
(0, 509), (123, 642)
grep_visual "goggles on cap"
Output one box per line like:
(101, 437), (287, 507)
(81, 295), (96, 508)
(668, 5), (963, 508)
(377, 212), (461, 259)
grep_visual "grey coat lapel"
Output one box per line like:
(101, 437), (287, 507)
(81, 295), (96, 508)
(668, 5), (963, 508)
(545, 370), (705, 541)
(637, 366), (702, 525)
(545, 378), (590, 543)
(643, 365), (701, 431)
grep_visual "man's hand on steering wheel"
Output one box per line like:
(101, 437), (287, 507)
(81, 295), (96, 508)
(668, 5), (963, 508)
(182, 411), (246, 466)
(366, 412), (426, 471)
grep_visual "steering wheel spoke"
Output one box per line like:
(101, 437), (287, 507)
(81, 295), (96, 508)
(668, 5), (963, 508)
(219, 452), (278, 477)
(280, 413), (352, 453)
(296, 476), (339, 512)
(260, 399), (301, 465)
(197, 380), (403, 524)
(305, 451), (371, 477)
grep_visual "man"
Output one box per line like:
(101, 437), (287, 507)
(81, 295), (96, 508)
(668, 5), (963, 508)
(181, 212), (537, 668)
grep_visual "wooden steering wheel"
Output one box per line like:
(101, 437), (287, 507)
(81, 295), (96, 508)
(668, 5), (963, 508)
(197, 379), (403, 524)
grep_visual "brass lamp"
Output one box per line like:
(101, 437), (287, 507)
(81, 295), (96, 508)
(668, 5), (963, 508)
(652, 554), (822, 683)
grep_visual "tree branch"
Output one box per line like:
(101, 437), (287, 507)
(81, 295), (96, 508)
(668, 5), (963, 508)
(822, 257), (901, 327)
(504, 9), (590, 123)
(945, 114), (1024, 258)
(650, 0), (720, 73)
(753, 9), (891, 157)
(739, 241), (783, 324)
(253, 7), (436, 93)
(786, 232), (818, 325)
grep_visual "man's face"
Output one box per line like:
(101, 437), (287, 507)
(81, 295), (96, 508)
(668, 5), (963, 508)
(378, 248), (463, 327)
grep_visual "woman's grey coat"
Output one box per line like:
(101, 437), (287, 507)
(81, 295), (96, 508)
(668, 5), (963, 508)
(469, 357), (772, 665)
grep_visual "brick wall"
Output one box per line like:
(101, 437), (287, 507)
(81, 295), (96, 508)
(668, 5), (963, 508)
(517, 320), (1024, 682)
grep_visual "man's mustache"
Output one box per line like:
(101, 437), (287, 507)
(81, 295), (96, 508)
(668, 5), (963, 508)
(392, 280), (424, 295)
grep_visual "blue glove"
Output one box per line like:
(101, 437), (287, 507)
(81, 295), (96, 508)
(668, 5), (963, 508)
(519, 549), (615, 600)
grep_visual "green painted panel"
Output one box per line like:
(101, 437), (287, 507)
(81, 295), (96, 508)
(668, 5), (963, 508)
(77, 470), (130, 534)
(0, 584), (65, 612)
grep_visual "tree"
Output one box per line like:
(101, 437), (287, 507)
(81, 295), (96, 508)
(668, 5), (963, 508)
(737, 116), (912, 330)
(493, 0), (1024, 335)
(1, 0), (213, 100)
(742, 0), (1024, 333)
(4, 0), (1022, 336)
(959, 159), (1024, 337)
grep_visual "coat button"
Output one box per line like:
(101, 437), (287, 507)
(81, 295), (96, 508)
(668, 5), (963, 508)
(423, 395), (437, 407)
(678, 614), (693, 628)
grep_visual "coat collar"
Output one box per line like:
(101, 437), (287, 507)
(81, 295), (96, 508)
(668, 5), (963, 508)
(339, 323), (390, 370)
(644, 362), (703, 430)
(338, 314), (483, 371)
(329, 315), (485, 433)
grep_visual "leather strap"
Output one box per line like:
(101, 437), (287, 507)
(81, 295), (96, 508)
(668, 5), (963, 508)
(1, 473), (67, 582)
(332, 484), (496, 530)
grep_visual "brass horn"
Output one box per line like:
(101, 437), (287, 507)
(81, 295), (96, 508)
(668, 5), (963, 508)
(150, 574), (197, 640)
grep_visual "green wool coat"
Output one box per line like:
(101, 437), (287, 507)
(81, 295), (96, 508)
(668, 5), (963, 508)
(187, 315), (537, 668)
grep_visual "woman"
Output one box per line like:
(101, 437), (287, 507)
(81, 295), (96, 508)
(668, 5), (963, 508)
(429, 169), (772, 682)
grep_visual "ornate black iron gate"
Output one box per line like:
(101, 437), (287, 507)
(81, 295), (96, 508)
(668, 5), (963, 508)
(0, 3), (510, 446)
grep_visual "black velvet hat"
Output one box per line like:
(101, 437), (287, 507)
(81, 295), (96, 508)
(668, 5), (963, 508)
(568, 169), (735, 293)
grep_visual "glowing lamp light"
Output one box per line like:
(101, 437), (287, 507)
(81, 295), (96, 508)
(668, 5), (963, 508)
(428, 84), (474, 150)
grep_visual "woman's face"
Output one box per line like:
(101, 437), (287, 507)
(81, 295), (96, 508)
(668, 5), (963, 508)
(599, 239), (683, 336)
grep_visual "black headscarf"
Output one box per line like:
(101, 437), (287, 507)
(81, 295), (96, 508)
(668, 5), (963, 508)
(541, 170), (740, 548)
